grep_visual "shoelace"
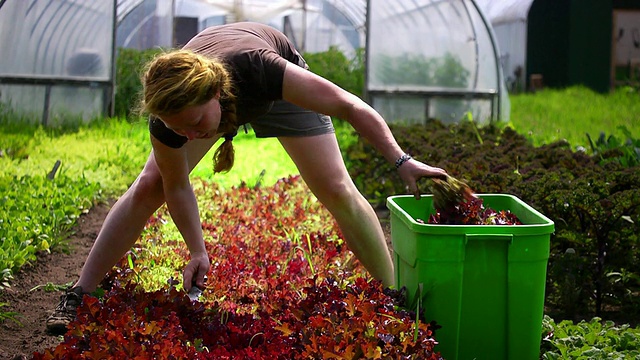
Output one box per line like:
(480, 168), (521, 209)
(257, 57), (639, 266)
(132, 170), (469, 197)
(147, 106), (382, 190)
(55, 293), (81, 313)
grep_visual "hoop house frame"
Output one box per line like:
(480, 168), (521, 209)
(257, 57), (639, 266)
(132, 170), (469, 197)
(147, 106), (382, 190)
(364, 0), (508, 124)
(0, 0), (508, 125)
(0, 0), (118, 125)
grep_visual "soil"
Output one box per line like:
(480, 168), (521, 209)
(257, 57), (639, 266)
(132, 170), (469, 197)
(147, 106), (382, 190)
(0, 202), (393, 360)
(0, 201), (112, 360)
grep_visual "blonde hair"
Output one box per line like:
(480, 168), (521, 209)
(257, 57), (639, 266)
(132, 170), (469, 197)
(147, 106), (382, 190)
(140, 49), (238, 173)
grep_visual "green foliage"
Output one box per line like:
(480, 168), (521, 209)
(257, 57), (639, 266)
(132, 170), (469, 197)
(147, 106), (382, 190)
(191, 123), (356, 189)
(0, 115), (149, 294)
(0, 135), (31, 161)
(510, 86), (640, 149)
(0, 174), (102, 288)
(302, 47), (365, 97)
(533, 169), (640, 320)
(375, 52), (469, 88)
(30, 281), (74, 293)
(587, 125), (640, 167)
(190, 131), (298, 189)
(541, 316), (640, 359)
(0, 117), (150, 195)
(114, 47), (164, 118)
(0, 302), (20, 325)
(0, 106), (38, 160)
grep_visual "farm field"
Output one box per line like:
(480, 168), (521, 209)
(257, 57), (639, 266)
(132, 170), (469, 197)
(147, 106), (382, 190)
(0, 86), (639, 359)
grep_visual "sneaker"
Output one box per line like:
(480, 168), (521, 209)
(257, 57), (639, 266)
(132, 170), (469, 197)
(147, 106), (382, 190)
(45, 286), (85, 335)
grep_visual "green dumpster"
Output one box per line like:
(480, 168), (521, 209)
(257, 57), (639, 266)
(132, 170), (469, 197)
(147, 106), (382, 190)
(386, 194), (554, 360)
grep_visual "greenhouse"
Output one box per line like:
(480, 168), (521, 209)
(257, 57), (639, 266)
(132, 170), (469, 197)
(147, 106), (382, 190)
(0, 0), (508, 125)
(365, 0), (508, 124)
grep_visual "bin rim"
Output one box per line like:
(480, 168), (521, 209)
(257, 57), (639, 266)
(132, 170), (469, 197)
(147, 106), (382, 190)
(386, 193), (555, 235)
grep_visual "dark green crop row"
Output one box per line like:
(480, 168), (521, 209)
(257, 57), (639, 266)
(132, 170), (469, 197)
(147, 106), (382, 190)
(345, 119), (640, 326)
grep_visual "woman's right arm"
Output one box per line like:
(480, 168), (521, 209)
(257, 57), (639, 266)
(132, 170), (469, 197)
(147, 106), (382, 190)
(281, 62), (447, 197)
(151, 136), (210, 290)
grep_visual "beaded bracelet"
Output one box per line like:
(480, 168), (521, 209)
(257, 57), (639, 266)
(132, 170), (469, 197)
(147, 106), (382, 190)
(395, 153), (412, 169)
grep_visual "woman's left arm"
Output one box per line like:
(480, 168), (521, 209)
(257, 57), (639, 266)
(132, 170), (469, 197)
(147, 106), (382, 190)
(281, 62), (446, 195)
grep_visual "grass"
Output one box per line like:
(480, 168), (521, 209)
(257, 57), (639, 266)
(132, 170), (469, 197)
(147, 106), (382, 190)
(509, 86), (639, 149)
(191, 131), (296, 188)
(0, 117), (150, 195)
(2, 86), (637, 194)
(192, 119), (356, 186)
(0, 115), (300, 193)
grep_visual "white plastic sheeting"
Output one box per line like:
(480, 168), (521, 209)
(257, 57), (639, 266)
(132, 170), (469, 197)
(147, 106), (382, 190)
(0, 0), (117, 123)
(0, 0), (509, 125)
(117, 0), (173, 49)
(474, 0), (533, 25)
(172, 0), (366, 56)
(89, 0), (365, 55)
(475, 0), (534, 92)
(0, 1), (113, 78)
(366, 0), (509, 124)
(286, 0), (366, 55)
(183, 0), (302, 22)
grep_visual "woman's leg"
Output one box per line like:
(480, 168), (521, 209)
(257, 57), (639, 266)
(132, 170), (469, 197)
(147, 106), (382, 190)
(75, 137), (219, 292)
(73, 152), (164, 292)
(47, 137), (219, 334)
(278, 134), (394, 286)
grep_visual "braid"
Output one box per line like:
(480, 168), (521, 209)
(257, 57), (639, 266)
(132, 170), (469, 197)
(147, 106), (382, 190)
(213, 137), (235, 174)
(212, 71), (238, 173)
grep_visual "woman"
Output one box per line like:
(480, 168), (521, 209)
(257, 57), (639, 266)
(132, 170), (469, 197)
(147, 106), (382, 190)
(46, 22), (446, 335)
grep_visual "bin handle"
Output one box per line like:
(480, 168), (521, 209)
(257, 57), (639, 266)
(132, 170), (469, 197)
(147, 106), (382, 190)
(465, 234), (513, 244)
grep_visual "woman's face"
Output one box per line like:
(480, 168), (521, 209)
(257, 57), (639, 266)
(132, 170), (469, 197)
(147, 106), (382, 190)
(159, 96), (222, 140)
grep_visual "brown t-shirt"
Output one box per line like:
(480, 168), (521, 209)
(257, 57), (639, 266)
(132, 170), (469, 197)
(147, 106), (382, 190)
(149, 22), (305, 148)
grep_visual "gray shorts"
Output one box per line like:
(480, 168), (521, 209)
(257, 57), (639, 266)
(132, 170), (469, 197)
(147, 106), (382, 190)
(249, 100), (335, 138)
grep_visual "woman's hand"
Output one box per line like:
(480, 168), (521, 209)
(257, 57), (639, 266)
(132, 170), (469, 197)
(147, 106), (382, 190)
(183, 252), (210, 291)
(397, 158), (447, 199)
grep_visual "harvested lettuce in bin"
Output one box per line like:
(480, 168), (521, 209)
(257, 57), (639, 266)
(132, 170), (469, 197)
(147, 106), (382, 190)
(428, 176), (522, 225)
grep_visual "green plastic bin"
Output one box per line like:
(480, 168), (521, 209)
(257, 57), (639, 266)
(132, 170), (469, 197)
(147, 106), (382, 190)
(386, 194), (554, 360)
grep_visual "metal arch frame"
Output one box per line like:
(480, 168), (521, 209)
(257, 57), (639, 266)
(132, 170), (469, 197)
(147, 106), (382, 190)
(116, 0), (148, 24)
(469, 0), (504, 122)
(363, 0), (504, 123)
(318, 0), (363, 51)
(324, 0), (366, 32)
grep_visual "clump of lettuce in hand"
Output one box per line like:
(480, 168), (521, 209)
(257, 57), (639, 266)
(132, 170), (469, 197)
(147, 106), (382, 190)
(426, 176), (522, 225)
